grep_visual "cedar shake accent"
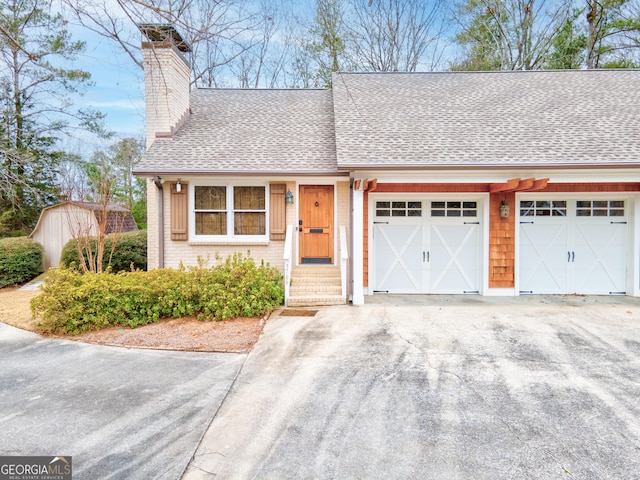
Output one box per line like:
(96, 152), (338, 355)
(489, 192), (515, 288)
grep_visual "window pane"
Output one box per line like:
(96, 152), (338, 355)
(576, 209), (591, 216)
(537, 209), (550, 216)
(196, 212), (226, 234)
(392, 201), (406, 209)
(593, 200), (608, 208)
(392, 210), (406, 216)
(431, 201), (445, 209)
(610, 201), (624, 208)
(376, 202), (390, 208)
(408, 201), (422, 209)
(463, 202), (477, 209)
(593, 209), (608, 217)
(463, 210), (477, 217)
(552, 201), (566, 208)
(431, 210), (445, 217)
(234, 212), (265, 235)
(610, 209), (624, 217)
(520, 201), (534, 208)
(376, 210), (390, 217)
(195, 186), (226, 210)
(536, 201), (550, 209)
(577, 201), (591, 208)
(447, 201), (461, 209)
(408, 210), (422, 217)
(234, 187), (265, 210)
(447, 210), (461, 217)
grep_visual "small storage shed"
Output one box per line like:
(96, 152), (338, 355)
(30, 202), (138, 270)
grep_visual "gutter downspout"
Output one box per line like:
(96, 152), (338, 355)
(152, 176), (164, 268)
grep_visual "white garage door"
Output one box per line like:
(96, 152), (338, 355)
(372, 199), (482, 294)
(519, 199), (628, 295)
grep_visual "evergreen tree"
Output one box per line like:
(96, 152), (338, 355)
(0, 0), (106, 236)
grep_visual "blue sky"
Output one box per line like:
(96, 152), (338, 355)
(67, 26), (146, 154)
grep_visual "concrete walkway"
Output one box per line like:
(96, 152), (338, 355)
(183, 296), (640, 479)
(0, 323), (245, 479)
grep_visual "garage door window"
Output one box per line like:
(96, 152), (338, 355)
(520, 200), (566, 217)
(576, 200), (624, 217)
(376, 201), (422, 217)
(431, 201), (477, 217)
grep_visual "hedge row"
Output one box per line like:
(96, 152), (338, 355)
(60, 230), (147, 272)
(31, 253), (284, 335)
(0, 237), (43, 288)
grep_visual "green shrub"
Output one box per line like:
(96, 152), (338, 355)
(31, 253), (284, 335)
(60, 230), (147, 272)
(0, 237), (43, 288)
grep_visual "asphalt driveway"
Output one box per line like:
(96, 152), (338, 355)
(184, 295), (640, 479)
(0, 324), (245, 479)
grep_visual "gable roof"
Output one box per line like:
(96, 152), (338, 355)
(135, 88), (338, 175)
(332, 70), (640, 169)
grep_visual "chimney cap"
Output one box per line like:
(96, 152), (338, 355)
(137, 23), (191, 52)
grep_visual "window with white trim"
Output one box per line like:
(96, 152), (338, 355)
(193, 184), (266, 240)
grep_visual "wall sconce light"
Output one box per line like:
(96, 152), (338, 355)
(176, 179), (182, 192)
(285, 189), (294, 205)
(500, 199), (510, 218)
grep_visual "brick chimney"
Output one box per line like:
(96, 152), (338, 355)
(138, 24), (191, 149)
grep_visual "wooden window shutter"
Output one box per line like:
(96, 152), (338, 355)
(170, 182), (188, 240)
(270, 184), (286, 240)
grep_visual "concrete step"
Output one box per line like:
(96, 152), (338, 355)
(287, 295), (346, 307)
(290, 275), (341, 285)
(288, 266), (345, 306)
(291, 267), (341, 278)
(290, 284), (342, 296)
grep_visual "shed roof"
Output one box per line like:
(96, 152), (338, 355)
(29, 202), (138, 238)
(135, 88), (338, 175)
(332, 70), (640, 169)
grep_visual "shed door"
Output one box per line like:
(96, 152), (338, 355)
(519, 199), (627, 295)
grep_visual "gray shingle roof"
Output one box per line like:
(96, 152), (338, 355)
(332, 70), (640, 168)
(136, 88), (338, 175)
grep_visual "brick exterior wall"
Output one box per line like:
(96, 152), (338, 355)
(147, 180), (350, 275)
(146, 178), (159, 269)
(142, 42), (191, 148)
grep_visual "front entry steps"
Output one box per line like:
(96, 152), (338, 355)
(288, 266), (345, 307)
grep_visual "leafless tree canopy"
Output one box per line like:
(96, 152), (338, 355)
(349, 0), (446, 71)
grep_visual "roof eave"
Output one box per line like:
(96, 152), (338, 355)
(337, 162), (640, 171)
(133, 168), (348, 177)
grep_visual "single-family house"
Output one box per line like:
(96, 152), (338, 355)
(30, 201), (138, 270)
(134, 24), (640, 306)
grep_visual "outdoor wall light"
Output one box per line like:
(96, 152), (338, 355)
(500, 199), (510, 218)
(286, 189), (294, 205)
(176, 179), (182, 192)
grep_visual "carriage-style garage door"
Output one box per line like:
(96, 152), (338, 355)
(372, 199), (482, 294)
(519, 199), (628, 295)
